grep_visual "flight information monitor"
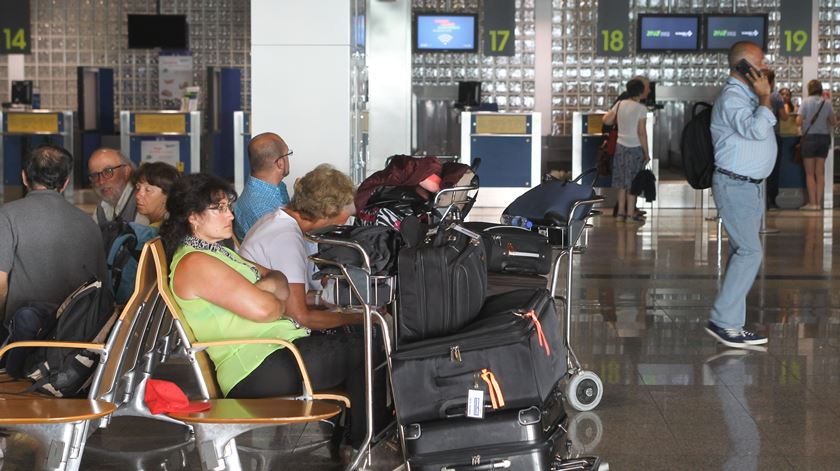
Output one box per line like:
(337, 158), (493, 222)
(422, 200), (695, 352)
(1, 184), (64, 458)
(704, 15), (767, 51)
(637, 15), (700, 52)
(414, 14), (478, 52)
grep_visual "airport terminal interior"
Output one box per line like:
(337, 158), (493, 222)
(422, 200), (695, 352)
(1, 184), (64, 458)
(1, 1), (839, 470)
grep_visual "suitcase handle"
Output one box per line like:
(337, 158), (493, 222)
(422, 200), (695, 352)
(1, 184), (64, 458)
(443, 459), (512, 470)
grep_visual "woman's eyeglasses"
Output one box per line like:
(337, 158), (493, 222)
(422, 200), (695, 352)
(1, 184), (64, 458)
(88, 164), (126, 182)
(207, 202), (232, 214)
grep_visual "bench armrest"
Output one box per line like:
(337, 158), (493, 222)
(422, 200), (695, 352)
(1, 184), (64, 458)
(0, 341), (107, 361)
(191, 339), (316, 399)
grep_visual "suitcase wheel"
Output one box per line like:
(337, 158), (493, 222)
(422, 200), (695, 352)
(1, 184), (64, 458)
(565, 370), (603, 412)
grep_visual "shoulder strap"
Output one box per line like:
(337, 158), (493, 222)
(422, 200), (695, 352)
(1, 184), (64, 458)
(803, 100), (826, 137)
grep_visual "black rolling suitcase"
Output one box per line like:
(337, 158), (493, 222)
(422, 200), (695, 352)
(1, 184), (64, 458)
(391, 288), (564, 424)
(397, 225), (487, 344)
(463, 222), (552, 275)
(404, 386), (567, 458)
(408, 440), (558, 471)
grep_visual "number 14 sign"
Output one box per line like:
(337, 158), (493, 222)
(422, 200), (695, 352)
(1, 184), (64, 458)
(0, 0), (31, 54)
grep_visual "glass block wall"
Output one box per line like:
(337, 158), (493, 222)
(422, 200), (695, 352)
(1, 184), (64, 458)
(550, 0), (803, 135)
(1, 0), (250, 126)
(411, 0), (538, 110)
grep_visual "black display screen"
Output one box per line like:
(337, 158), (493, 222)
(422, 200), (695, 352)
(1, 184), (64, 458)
(128, 15), (189, 50)
(705, 15), (767, 51)
(638, 15), (700, 52)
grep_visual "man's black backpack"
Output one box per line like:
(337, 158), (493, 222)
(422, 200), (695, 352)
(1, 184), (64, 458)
(681, 102), (715, 189)
(19, 278), (116, 397)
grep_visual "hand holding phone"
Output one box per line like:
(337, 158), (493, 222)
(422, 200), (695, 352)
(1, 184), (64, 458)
(734, 58), (771, 97)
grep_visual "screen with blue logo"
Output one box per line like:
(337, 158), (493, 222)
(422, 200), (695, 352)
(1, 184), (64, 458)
(415, 14), (477, 52)
(705, 15), (766, 51)
(638, 15), (700, 51)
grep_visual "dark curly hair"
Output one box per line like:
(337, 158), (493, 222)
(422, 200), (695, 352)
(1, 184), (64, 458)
(23, 144), (73, 191)
(133, 161), (180, 195)
(159, 173), (237, 258)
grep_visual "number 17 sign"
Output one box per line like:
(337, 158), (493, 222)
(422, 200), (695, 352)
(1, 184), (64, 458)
(780, 0), (812, 57)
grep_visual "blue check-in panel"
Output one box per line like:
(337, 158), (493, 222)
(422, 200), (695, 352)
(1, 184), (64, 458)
(470, 134), (532, 187)
(460, 112), (541, 208)
(0, 110), (74, 203)
(469, 113), (533, 188)
(120, 111), (201, 174)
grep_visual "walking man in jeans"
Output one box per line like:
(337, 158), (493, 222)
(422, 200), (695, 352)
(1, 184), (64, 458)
(706, 41), (774, 348)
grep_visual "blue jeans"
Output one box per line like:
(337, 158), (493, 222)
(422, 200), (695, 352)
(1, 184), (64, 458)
(710, 172), (764, 330)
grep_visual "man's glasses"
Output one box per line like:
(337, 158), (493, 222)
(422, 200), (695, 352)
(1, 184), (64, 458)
(88, 164), (126, 183)
(207, 202), (232, 214)
(274, 150), (293, 165)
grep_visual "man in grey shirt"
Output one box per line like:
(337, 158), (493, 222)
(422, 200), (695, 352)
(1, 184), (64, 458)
(0, 145), (107, 338)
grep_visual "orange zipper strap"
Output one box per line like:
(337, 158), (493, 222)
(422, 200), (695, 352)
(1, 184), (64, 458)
(524, 310), (550, 356)
(480, 368), (505, 409)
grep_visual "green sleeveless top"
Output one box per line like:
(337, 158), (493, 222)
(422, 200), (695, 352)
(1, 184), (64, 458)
(170, 243), (309, 396)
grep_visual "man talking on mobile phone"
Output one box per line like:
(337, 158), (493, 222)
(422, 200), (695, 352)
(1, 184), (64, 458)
(705, 41), (775, 349)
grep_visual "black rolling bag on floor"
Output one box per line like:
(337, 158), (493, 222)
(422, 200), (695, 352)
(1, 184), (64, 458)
(391, 288), (564, 424)
(408, 439), (559, 471)
(404, 386), (567, 458)
(463, 222), (552, 275)
(397, 225), (487, 344)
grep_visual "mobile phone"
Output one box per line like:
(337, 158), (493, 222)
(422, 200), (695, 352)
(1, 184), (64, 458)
(734, 59), (757, 81)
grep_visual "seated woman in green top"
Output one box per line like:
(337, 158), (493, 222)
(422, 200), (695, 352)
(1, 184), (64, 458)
(159, 173), (373, 451)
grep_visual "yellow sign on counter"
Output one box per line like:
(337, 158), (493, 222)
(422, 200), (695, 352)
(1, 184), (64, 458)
(587, 114), (606, 134)
(475, 114), (528, 134)
(6, 113), (59, 134)
(134, 113), (187, 135)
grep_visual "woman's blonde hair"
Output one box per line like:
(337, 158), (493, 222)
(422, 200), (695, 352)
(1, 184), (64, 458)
(287, 164), (355, 221)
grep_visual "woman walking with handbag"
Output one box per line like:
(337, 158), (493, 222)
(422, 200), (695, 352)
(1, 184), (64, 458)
(796, 80), (836, 210)
(603, 77), (651, 224)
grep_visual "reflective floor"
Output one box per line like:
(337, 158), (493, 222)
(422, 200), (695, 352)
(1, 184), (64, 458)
(1, 207), (838, 470)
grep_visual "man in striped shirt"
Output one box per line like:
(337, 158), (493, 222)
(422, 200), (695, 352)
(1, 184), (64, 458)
(705, 41), (775, 349)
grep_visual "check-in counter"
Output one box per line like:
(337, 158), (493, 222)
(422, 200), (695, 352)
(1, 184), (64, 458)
(460, 111), (541, 208)
(119, 111), (201, 173)
(0, 110), (74, 203)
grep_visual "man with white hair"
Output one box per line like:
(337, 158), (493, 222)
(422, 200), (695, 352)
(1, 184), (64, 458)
(88, 147), (148, 228)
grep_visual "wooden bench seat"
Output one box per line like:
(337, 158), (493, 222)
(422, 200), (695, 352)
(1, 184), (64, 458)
(167, 398), (340, 424)
(149, 238), (348, 470)
(0, 399), (115, 424)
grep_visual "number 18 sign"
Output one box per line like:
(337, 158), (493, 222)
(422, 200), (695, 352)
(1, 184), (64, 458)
(0, 0), (31, 54)
(780, 0), (812, 57)
(596, 0), (629, 57)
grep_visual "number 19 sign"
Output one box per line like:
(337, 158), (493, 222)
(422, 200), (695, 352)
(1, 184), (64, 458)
(780, 0), (812, 57)
(0, 0), (31, 54)
(597, 0), (629, 57)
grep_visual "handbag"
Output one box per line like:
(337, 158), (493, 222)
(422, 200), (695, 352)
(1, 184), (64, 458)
(603, 101), (621, 156)
(794, 99), (826, 164)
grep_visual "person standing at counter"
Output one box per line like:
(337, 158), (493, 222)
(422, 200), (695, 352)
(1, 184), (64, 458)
(602, 77), (651, 225)
(766, 70), (787, 210)
(796, 80), (836, 210)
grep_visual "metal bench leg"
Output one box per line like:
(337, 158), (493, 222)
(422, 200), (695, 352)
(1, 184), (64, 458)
(193, 423), (254, 471)
(23, 420), (90, 471)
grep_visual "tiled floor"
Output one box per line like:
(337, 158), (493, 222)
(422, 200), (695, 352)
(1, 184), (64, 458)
(1, 207), (839, 470)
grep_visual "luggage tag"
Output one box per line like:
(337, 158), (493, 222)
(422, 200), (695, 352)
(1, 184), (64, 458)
(466, 372), (485, 419)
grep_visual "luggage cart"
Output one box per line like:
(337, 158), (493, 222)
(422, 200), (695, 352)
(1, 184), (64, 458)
(501, 168), (605, 412)
(305, 233), (400, 471)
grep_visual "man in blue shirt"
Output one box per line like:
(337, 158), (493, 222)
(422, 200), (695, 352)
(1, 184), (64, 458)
(233, 132), (292, 241)
(706, 41), (775, 349)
